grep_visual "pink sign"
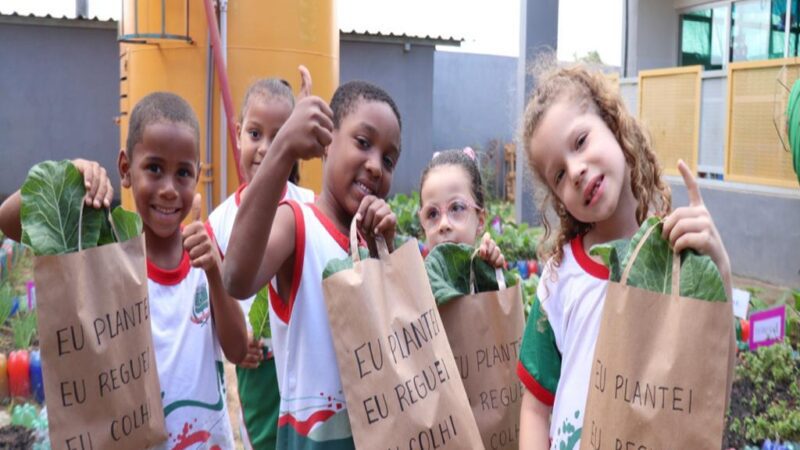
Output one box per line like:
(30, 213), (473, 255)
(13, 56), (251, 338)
(749, 305), (786, 351)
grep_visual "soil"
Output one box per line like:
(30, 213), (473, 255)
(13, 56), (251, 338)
(0, 425), (33, 449)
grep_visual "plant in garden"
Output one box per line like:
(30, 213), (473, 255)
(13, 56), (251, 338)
(11, 312), (36, 350)
(0, 282), (16, 328)
(387, 192), (422, 241)
(20, 160), (142, 256)
(724, 343), (800, 447)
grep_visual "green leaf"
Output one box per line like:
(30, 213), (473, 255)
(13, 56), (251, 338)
(20, 160), (104, 255)
(322, 248), (371, 280)
(11, 311), (37, 350)
(589, 238), (628, 282)
(249, 286), (271, 339)
(0, 283), (16, 328)
(111, 206), (143, 242)
(424, 242), (518, 305)
(589, 217), (726, 302)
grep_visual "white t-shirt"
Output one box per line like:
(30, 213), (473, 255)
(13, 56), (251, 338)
(269, 200), (356, 448)
(518, 236), (609, 449)
(207, 182), (315, 327)
(147, 252), (235, 450)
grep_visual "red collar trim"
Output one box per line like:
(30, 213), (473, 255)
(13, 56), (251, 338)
(571, 235), (609, 280)
(147, 251), (191, 286)
(308, 204), (351, 252)
(234, 183), (248, 207)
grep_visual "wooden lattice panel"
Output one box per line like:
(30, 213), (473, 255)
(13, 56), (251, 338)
(639, 66), (702, 176)
(726, 59), (799, 188)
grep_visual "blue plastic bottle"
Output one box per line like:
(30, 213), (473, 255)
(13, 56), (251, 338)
(29, 350), (44, 404)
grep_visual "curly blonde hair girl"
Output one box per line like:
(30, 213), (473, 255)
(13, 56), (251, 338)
(522, 60), (671, 267)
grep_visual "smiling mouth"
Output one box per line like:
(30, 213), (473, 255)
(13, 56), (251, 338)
(354, 181), (375, 196)
(152, 205), (180, 215)
(584, 175), (604, 206)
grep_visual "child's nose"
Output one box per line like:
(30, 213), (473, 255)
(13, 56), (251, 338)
(158, 179), (179, 199)
(568, 161), (587, 186)
(364, 153), (382, 179)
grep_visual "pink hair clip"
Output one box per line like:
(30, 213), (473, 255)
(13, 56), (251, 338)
(462, 147), (476, 161)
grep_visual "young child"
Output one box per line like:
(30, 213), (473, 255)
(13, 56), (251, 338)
(118, 92), (248, 449)
(223, 77), (401, 449)
(516, 63), (732, 449)
(418, 148), (505, 267)
(0, 92), (249, 449)
(207, 74), (314, 449)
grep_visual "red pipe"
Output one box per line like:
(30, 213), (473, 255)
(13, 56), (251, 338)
(202, 0), (243, 184)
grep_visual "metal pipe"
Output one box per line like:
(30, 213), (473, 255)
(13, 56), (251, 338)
(202, 0), (243, 185)
(205, 19), (215, 213)
(219, 0), (229, 199)
(786, 0), (793, 58)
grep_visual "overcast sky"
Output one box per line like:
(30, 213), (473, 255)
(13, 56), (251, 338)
(0, 0), (622, 65)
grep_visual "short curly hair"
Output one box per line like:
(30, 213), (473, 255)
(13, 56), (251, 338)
(126, 92), (200, 159)
(522, 57), (671, 267)
(330, 80), (402, 136)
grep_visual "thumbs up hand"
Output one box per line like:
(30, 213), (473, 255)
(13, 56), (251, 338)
(182, 193), (221, 272)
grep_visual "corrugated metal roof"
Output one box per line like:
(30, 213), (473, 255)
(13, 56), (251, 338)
(340, 28), (462, 46)
(1, 11), (116, 23)
(0, 11), (462, 45)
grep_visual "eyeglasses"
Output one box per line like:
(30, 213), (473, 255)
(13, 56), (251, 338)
(418, 198), (482, 230)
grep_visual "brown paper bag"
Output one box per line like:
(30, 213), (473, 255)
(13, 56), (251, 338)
(439, 264), (525, 450)
(580, 226), (734, 450)
(35, 234), (166, 450)
(322, 222), (483, 449)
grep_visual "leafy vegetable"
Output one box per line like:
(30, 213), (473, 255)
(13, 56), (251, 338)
(424, 242), (518, 305)
(322, 248), (371, 280)
(249, 286), (271, 339)
(20, 160), (142, 255)
(590, 217), (726, 302)
(20, 160), (104, 255)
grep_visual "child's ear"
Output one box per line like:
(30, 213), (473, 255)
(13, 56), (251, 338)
(477, 208), (486, 237)
(118, 148), (132, 188)
(235, 122), (242, 150)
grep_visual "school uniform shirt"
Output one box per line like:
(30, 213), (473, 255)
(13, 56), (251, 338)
(207, 181), (314, 450)
(517, 236), (609, 450)
(147, 252), (235, 450)
(270, 200), (356, 449)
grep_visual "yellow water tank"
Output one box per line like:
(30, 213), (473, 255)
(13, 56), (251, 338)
(119, 0), (337, 216)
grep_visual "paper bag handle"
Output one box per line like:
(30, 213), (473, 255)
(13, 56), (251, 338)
(468, 249), (506, 295)
(349, 216), (389, 262)
(77, 206), (120, 251)
(620, 220), (680, 295)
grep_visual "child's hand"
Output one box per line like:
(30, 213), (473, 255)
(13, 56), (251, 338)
(356, 196), (397, 252)
(274, 66), (333, 162)
(662, 160), (731, 276)
(182, 194), (220, 272)
(478, 232), (506, 269)
(72, 158), (113, 209)
(237, 333), (264, 369)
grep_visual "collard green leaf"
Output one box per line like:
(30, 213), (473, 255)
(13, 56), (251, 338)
(322, 248), (371, 280)
(424, 242), (518, 305)
(249, 286), (271, 339)
(589, 217), (726, 302)
(20, 160), (103, 255)
(111, 206), (143, 242)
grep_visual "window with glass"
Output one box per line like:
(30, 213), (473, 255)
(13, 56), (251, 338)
(680, 0), (800, 68)
(680, 6), (728, 70)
